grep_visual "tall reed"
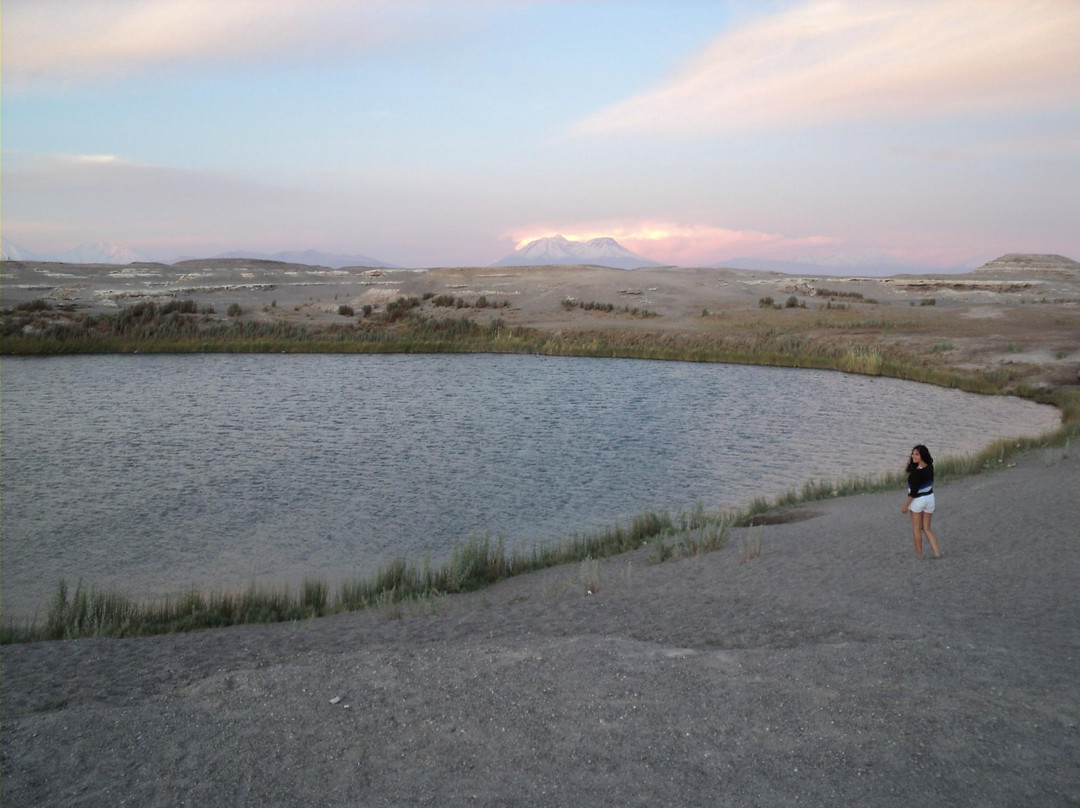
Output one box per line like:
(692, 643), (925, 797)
(1, 506), (731, 643)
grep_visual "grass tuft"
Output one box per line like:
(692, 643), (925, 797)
(738, 526), (763, 564)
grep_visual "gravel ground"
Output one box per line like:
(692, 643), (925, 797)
(2, 445), (1077, 807)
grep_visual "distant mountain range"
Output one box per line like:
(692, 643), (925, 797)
(0, 238), (396, 268)
(493, 235), (663, 270)
(714, 255), (973, 277)
(0, 237), (43, 261)
(61, 242), (153, 264)
(206, 249), (397, 269)
(7, 234), (1072, 276)
(0, 237), (152, 264)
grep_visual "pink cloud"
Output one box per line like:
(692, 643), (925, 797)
(570, 0), (1080, 138)
(508, 221), (841, 266)
(505, 219), (1021, 270)
(3, 0), (447, 85)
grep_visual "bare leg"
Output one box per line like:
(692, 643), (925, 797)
(922, 512), (941, 557)
(910, 511), (924, 556)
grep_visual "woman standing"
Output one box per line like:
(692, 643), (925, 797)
(902, 444), (942, 559)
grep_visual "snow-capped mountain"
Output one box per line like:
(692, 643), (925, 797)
(0, 237), (46, 261)
(212, 249), (396, 268)
(58, 242), (153, 264)
(493, 235), (662, 270)
(1, 238), (150, 264)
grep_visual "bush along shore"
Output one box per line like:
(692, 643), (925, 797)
(2, 431), (1072, 645)
(3, 298), (1077, 421)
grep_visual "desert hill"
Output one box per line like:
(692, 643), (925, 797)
(974, 253), (1080, 276)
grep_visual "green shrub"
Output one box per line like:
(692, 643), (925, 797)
(384, 296), (421, 321)
(816, 288), (864, 300)
(13, 298), (53, 312)
(161, 299), (198, 314)
(227, 303), (242, 317)
(561, 299), (647, 316)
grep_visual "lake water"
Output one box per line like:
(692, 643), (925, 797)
(0, 353), (1060, 620)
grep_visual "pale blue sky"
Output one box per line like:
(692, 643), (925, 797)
(3, 0), (1078, 269)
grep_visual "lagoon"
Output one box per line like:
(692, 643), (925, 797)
(0, 353), (1059, 621)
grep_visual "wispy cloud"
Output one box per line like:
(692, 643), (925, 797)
(506, 220), (1009, 269)
(3, 0), (455, 84)
(509, 221), (840, 266)
(569, 0), (1080, 138)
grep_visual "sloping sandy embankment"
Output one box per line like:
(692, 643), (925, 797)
(2, 445), (1077, 806)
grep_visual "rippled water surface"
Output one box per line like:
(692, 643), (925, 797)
(1, 354), (1059, 619)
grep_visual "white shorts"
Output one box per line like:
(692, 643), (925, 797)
(910, 493), (935, 513)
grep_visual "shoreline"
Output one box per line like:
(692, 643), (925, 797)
(3, 422), (1070, 642)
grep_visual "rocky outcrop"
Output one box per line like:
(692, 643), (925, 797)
(973, 253), (1080, 277)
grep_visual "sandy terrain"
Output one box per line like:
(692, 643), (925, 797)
(2, 254), (1078, 805)
(3, 254), (1079, 386)
(2, 445), (1077, 806)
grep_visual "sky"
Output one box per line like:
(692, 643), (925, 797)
(2, 0), (1078, 270)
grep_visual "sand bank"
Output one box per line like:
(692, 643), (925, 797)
(2, 445), (1077, 806)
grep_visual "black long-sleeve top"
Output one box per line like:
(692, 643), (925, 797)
(907, 465), (934, 498)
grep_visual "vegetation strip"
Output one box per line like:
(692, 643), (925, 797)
(3, 300), (1075, 413)
(3, 509), (727, 643)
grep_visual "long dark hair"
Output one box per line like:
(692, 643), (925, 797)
(906, 444), (933, 473)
